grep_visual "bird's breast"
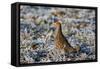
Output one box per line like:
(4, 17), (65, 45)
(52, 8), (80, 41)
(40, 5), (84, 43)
(54, 34), (65, 49)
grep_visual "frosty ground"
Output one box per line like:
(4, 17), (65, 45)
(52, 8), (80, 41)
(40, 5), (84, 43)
(20, 5), (96, 64)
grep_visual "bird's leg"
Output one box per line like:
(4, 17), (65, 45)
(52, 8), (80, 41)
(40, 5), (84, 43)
(65, 52), (69, 58)
(64, 52), (70, 61)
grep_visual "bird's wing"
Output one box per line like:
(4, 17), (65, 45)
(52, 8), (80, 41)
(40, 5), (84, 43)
(62, 35), (72, 48)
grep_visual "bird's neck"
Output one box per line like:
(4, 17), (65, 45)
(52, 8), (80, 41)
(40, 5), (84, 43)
(55, 25), (63, 37)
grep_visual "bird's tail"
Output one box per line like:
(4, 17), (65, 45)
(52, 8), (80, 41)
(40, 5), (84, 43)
(74, 45), (80, 52)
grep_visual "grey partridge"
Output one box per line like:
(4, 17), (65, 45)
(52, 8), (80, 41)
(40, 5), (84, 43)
(52, 21), (80, 53)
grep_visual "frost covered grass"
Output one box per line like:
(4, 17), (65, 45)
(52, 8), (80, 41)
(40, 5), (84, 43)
(20, 5), (96, 64)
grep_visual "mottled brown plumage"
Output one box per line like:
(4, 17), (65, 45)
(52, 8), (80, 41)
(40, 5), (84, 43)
(53, 21), (80, 53)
